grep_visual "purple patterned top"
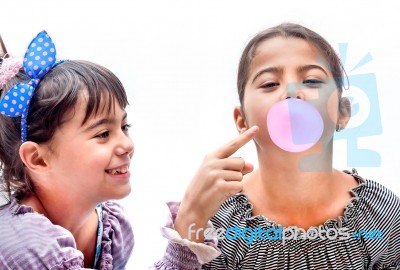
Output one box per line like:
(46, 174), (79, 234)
(0, 198), (134, 269)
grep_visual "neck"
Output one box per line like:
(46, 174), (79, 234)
(20, 191), (99, 267)
(244, 142), (341, 227)
(256, 165), (336, 205)
(24, 191), (97, 232)
(258, 141), (334, 201)
(259, 140), (334, 173)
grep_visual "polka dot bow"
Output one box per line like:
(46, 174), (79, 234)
(0, 30), (58, 142)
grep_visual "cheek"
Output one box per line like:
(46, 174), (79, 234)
(243, 91), (278, 125)
(326, 91), (340, 124)
(242, 94), (276, 145)
(243, 100), (267, 129)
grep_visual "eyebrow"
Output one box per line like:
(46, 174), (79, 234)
(297, 64), (329, 76)
(84, 112), (127, 132)
(251, 64), (329, 84)
(251, 67), (282, 84)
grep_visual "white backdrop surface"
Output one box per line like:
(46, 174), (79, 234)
(1, 1), (399, 268)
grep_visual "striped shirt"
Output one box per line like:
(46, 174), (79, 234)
(156, 170), (400, 269)
(0, 199), (134, 269)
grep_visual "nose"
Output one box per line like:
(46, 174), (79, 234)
(280, 81), (305, 100)
(116, 132), (134, 157)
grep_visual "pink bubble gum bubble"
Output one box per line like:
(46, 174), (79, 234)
(267, 98), (323, 152)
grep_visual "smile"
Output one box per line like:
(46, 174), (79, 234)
(105, 166), (129, 175)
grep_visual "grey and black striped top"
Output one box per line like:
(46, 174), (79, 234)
(158, 170), (400, 269)
(206, 170), (400, 269)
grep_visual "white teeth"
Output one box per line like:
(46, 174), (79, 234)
(107, 166), (128, 175)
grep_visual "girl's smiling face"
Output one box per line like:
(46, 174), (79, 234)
(44, 92), (134, 203)
(236, 36), (349, 153)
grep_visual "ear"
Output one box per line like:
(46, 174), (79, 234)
(337, 97), (351, 130)
(19, 142), (49, 173)
(234, 106), (248, 134)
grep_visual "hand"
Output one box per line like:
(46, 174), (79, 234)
(174, 126), (259, 241)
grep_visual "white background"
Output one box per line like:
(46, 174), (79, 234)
(1, 0), (399, 268)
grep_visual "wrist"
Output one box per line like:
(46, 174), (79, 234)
(175, 207), (208, 242)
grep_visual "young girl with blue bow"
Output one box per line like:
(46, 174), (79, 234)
(0, 31), (134, 269)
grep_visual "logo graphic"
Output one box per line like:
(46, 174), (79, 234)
(335, 43), (382, 167)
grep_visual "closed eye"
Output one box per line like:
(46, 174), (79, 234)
(303, 79), (324, 88)
(261, 82), (280, 89)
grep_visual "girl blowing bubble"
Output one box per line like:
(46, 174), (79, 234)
(154, 23), (400, 269)
(0, 31), (134, 269)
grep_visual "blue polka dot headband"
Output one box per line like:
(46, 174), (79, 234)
(0, 30), (61, 142)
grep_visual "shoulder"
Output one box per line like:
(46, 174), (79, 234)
(101, 200), (133, 234)
(352, 171), (400, 220)
(100, 200), (134, 268)
(210, 193), (253, 228)
(0, 199), (83, 269)
(357, 173), (400, 231)
(102, 200), (128, 218)
(348, 170), (400, 267)
(346, 169), (400, 228)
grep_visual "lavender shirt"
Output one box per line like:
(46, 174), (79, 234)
(0, 198), (134, 269)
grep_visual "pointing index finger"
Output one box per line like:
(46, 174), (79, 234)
(213, 126), (259, 159)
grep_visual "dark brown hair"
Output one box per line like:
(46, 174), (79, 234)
(0, 60), (129, 199)
(237, 23), (345, 105)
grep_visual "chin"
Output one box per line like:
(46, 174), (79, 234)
(108, 184), (132, 200)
